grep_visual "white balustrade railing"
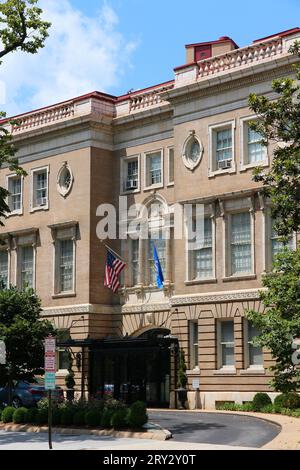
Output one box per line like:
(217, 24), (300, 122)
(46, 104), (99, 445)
(11, 102), (75, 133)
(129, 83), (174, 112)
(197, 37), (283, 78)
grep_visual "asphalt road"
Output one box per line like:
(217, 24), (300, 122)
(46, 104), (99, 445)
(148, 410), (281, 448)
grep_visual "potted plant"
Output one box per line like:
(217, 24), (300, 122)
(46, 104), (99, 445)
(176, 348), (188, 409)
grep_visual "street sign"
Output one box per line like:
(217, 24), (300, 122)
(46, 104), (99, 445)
(45, 356), (56, 371)
(0, 340), (6, 365)
(45, 337), (56, 353)
(45, 372), (56, 390)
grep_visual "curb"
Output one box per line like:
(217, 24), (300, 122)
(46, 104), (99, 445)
(0, 423), (169, 441)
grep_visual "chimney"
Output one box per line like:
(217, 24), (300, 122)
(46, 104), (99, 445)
(185, 36), (239, 63)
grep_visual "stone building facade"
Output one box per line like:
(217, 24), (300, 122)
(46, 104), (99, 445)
(0, 27), (299, 409)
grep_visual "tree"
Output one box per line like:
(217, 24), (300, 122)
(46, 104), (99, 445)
(0, 286), (56, 402)
(246, 43), (300, 392)
(0, 0), (50, 226)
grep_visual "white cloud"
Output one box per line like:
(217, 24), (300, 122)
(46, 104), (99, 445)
(0, 0), (137, 116)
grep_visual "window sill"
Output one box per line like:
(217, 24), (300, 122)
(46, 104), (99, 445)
(222, 274), (256, 282)
(187, 368), (200, 375)
(6, 210), (23, 217)
(52, 292), (76, 299)
(144, 183), (164, 191)
(240, 367), (265, 375)
(120, 187), (140, 195)
(30, 205), (49, 213)
(213, 367), (236, 376)
(208, 167), (236, 178)
(167, 182), (174, 187)
(240, 160), (269, 172)
(185, 278), (217, 286)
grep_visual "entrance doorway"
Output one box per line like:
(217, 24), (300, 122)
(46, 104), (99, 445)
(89, 328), (173, 407)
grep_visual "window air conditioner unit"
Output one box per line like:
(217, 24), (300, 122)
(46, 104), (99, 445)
(39, 197), (47, 206)
(126, 180), (138, 190)
(218, 159), (232, 170)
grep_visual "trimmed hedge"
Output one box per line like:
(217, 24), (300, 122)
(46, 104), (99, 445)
(27, 407), (38, 424)
(111, 408), (128, 429)
(274, 393), (300, 410)
(13, 407), (28, 424)
(127, 401), (147, 428)
(101, 409), (114, 428)
(73, 410), (86, 426)
(252, 393), (272, 412)
(60, 408), (74, 426)
(2, 406), (15, 423)
(36, 408), (48, 425)
(85, 410), (101, 427)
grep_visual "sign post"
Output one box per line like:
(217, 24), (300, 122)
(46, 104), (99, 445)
(44, 335), (56, 450)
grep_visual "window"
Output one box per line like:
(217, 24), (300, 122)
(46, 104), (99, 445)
(247, 126), (266, 164)
(219, 321), (234, 367)
(270, 218), (294, 263)
(230, 212), (252, 275)
(20, 246), (34, 288)
(57, 164), (73, 197)
(168, 147), (174, 184)
(131, 238), (139, 286)
(182, 133), (203, 170)
(209, 121), (235, 175)
(31, 167), (48, 210)
(190, 217), (213, 279)
(240, 118), (268, 168)
(246, 321), (263, 367)
(145, 151), (163, 188)
(126, 159), (139, 191)
(59, 239), (74, 293)
(216, 129), (232, 165)
(7, 175), (22, 213)
(189, 320), (199, 369)
(0, 251), (8, 288)
(148, 233), (165, 286)
(57, 329), (71, 371)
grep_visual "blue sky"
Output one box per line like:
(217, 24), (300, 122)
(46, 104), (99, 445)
(1, 0), (300, 115)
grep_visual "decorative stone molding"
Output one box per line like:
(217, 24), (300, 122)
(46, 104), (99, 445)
(181, 130), (203, 171)
(171, 290), (261, 306)
(121, 302), (171, 314)
(57, 162), (74, 197)
(41, 303), (120, 316)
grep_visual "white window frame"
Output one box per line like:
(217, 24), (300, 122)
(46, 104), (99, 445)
(120, 154), (140, 194)
(189, 320), (199, 371)
(130, 237), (139, 287)
(185, 205), (216, 284)
(208, 120), (236, 177)
(30, 165), (49, 212)
(222, 198), (255, 280)
(167, 146), (174, 186)
(217, 319), (236, 371)
(6, 173), (23, 216)
(264, 208), (297, 271)
(16, 244), (36, 290)
(50, 223), (77, 298)
(243, 319), (264, 371)
(144, 148), (164, 190)
(240, 116), (268, 171)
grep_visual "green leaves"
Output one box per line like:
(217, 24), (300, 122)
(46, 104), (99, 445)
(0, 0), (51, 60)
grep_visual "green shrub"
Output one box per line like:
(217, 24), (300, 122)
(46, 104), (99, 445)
(2, 406), (15, 423)
(13, 407), (28, 424)
(36, 408), (48, 425)
(111, 408), (128, 429)
(100, 408), (114, 428)
(241, 402), (254, 412)
(215, 402), (236, 411)
(60, 408), (74, 426)
(27, 407), (38, 424)
(274, 392), (300, 410)
(127, 401), (147, 428)
(73, 410), (86, 426)
(252, 393), (272, 412)
(85, 410), (101, 427)
(52, 408), (62, 426)
(0, 409), (2, 422)
(37, 398), (49, 410)
(260, 404), (274, 414)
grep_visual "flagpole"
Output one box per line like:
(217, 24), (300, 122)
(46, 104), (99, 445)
(100, 239), (126, 263)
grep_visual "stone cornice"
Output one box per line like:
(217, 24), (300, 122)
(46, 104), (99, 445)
(171, 289), (262, 306)
(41, 303), (120, 316)
(121, 302), (171, 314)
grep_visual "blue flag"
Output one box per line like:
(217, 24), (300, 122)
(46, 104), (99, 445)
(153, 244), (164, 289)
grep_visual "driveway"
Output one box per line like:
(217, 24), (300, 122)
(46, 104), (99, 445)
(148, 410), (281, 448)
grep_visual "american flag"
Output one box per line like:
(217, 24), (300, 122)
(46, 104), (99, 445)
(104, 249), (126, 293)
